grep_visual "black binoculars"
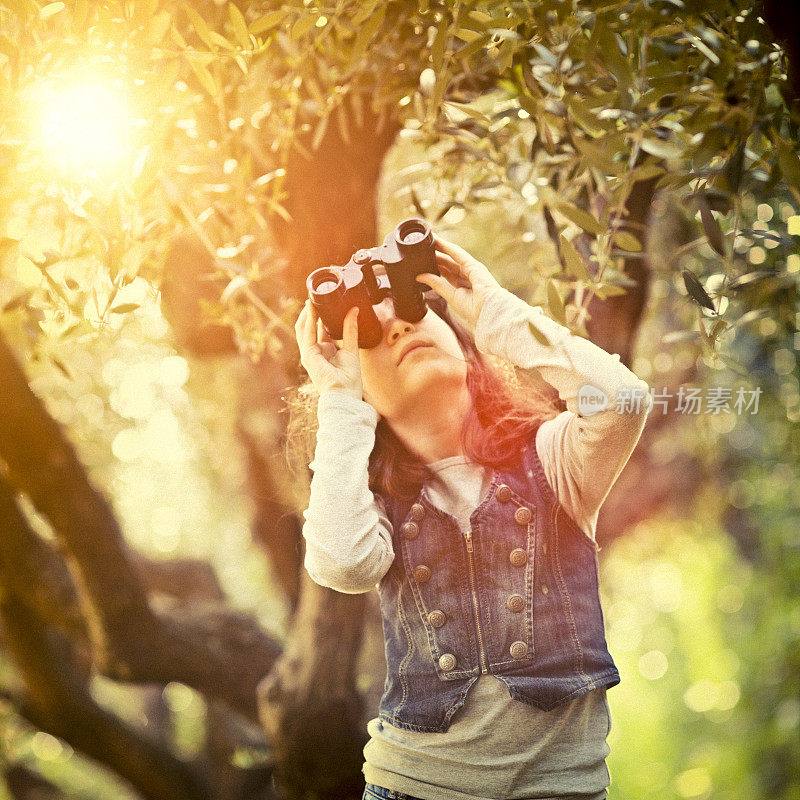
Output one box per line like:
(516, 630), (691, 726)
(305, 218), (440, 348)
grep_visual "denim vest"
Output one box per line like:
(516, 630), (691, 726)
(374, 432), (620, 733)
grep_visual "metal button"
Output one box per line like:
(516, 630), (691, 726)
(439, 653), (456, 672)
(510, 641), (528, 659)
(428, 609), (446, 628)
(541, 584), (549, 595)
(401, 521), (419, 540)
(410, 503), (425, 521)
(514, 506), (533, 526)
(413, 565), (431, 583)
(507, 594), (524, 613)
(497, 484), (512, 503)
(509, 548), (527, 567)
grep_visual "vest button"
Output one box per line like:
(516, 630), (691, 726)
(428, 609), (446, 628)
(509, 548), (527, 567)
(510, 641), (528, 659)
(410, 503), (425, 521)
(438, 652), (456, 671)
(506, 594), (524, 613)
(514, 506), (533, 526)
(413, 565), (431, 583)
(496, 484), (512, 503)
(401, 521), (419, 540)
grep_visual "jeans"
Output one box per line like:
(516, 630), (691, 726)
(362, 783), (428, 800)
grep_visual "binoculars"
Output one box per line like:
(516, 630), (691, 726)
(306, 218), (440, 348)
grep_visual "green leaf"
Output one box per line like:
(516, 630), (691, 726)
(594, 283), (628, 299)
(183, 4), (216, 50)
(228, 3), (250, 49)
(566, 96), (607, 137)
(777, 141), (800, 188)
(186, 55), (218, 96)
(431, 20), (448, 72)
(547, 279), (566, 324)
(455, 28), (482, 43)
(554, 202), (604, 236)
(435, 201), (466, 222)
(699, 204), (725, 256)
(639, 137), (683, 160)
(718, 353), (749, 377)
(291, 14), (318, 40)
(681, 270), (716, 312)
(311, 113), (328, 151)
(250, 9), (289, 34)
(39, 2), (64, 19)
(559, 235), (590, 280)
(49, 355), (72, 379)
(627, 164), (665, 184)
(350, 5), (384, 63)
(662, 329), (701, 344)
(409, 188), (426, 219)
(110, 303), (140, 314)
(143, 11), (171, 46)
(613, 231), (642, 252)
(352, 0), (378, 26)
(709, 318), (729, 346)
(572, 136), (620, 175)
(528, 320), (551, 347)
(723, 144), (745, 193)
(443, 101), (491, 124)
(208, 30), (236, 50)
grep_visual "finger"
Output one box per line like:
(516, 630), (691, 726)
(317, 316), (334, 345)
(294, 304), (307, 338)
(433, 234), (483, 279)
(432, 233), (474, 262)
(341, 305), (360, 354)
(433, 256), (471, 289)
(301, 302), (318, 350)
(417, 273), (455, 302)
(435, 251), (465, 276)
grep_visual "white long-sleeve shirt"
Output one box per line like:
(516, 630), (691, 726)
(301, 286), (651, 594)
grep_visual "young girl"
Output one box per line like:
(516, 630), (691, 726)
(293, 233), (651, 800)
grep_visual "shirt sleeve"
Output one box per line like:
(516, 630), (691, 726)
(474, 287), (652, 538)
(301, 391), (395, 593)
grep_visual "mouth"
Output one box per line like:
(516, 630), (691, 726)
(397, 341), (433, 365)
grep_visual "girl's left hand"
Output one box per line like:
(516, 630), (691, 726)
(417, 233), (502, 328)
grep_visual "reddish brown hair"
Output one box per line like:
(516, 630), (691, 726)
(368, 294), (557, 500)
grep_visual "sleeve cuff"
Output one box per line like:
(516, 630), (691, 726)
(317, 390), (379, 427)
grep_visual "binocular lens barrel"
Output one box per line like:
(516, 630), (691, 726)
(390, 219), (435, 323)
(306, 266), (382, 347)
(308, 268), (344, 303)
(397, 219), (431, 247)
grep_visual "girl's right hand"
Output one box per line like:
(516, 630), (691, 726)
(294, 301), (363, 400)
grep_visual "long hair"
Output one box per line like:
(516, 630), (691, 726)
(284, 294), (559, 502)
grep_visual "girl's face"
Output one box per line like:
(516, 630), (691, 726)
(354, 293), (468, 421)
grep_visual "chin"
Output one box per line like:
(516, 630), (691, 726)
(403, 361), (466, 397)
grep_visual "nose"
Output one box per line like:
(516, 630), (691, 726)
(386, 316), (414, 344)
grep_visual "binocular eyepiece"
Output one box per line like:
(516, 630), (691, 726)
(306, 218), (440, 348)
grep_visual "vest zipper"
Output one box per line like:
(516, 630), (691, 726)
(463, 529), (488, 674)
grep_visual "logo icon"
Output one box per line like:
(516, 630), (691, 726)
(577, 384), (609, 416)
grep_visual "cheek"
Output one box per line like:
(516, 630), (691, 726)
(359, 352), (391, 403)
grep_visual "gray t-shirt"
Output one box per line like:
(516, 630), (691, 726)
(301, 287), (651, 799)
